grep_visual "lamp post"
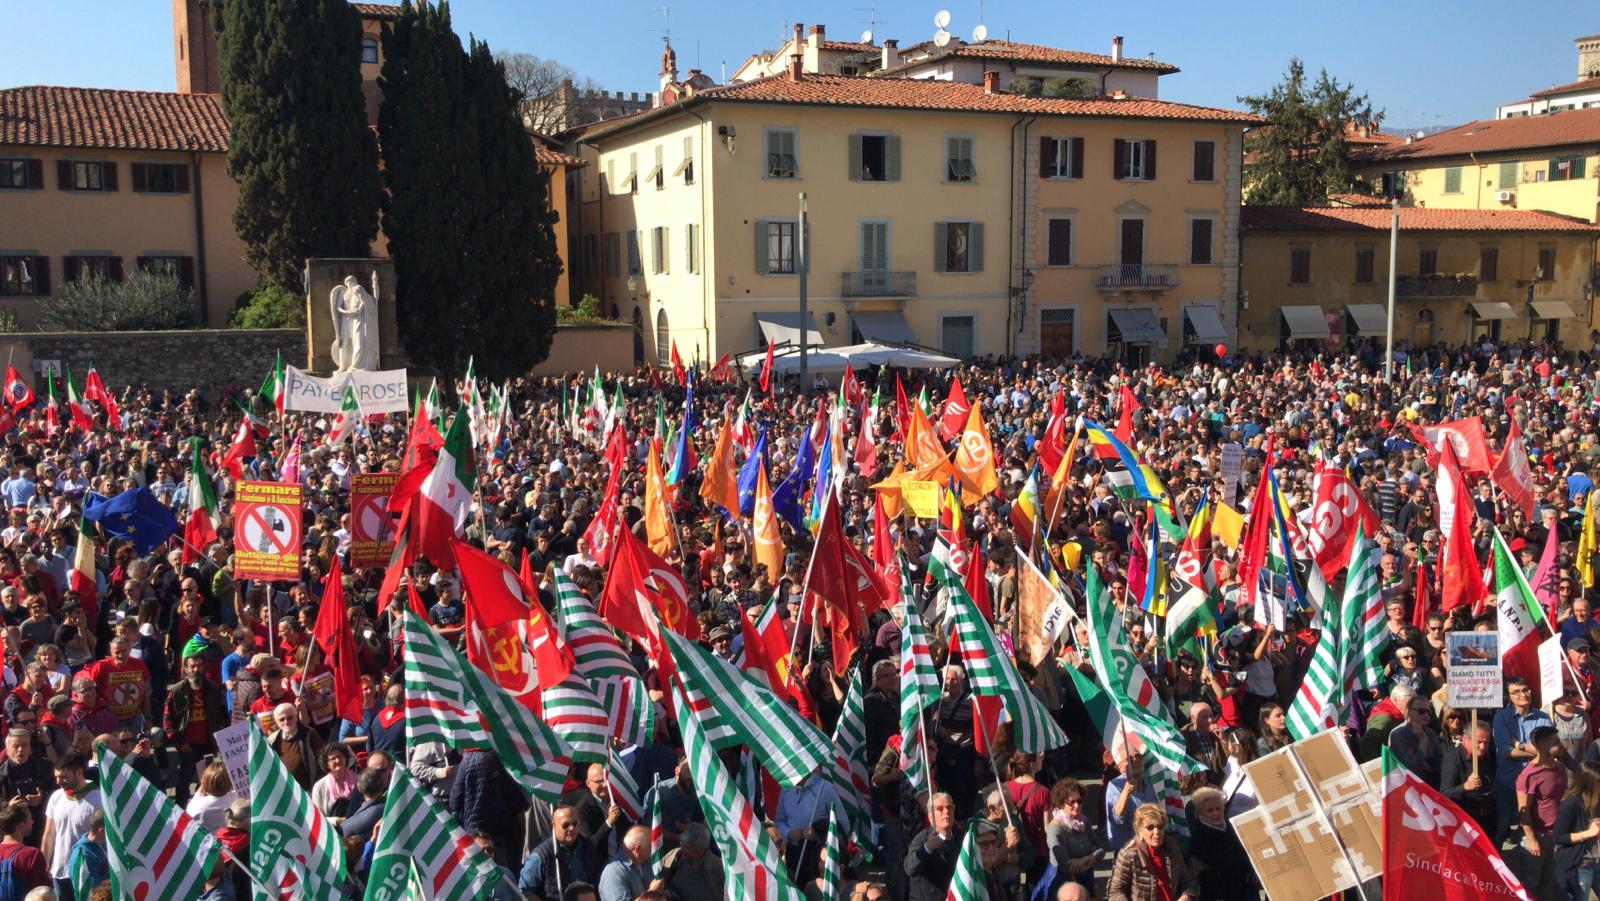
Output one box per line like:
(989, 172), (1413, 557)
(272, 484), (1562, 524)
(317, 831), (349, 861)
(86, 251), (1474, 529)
(1384, 196), (1399, 383)
(798, 191), (809, 395)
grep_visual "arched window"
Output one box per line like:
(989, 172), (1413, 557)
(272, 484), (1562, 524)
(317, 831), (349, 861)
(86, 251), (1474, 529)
(655, 308), (670, 365)
(632, 307), (645, 362)
(361, 37), (379, 64)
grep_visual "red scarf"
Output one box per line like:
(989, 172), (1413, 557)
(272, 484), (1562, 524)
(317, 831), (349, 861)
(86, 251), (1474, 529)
(376, 706), (404, 729)
(1141, 841), (1175, 901)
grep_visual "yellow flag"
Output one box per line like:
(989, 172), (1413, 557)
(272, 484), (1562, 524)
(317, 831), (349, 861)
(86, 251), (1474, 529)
(953, 405), (998, 504)
(1579, 491), (1597, 588)
(753, 461), (785, 580)
(698, 421), (740, 515)
(644, 438), (674, 556)
(1211, 502), (1245, 550)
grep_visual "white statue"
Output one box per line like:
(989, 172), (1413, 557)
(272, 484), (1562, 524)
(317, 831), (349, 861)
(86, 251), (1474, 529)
(329, 272), (379, 372)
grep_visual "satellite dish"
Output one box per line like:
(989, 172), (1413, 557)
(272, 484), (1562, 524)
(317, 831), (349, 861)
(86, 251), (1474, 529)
(861, 29), (873, 44)
(972, 24), (988, 42)
(933, 9), (951, 28)
(933, 29), (951, 47)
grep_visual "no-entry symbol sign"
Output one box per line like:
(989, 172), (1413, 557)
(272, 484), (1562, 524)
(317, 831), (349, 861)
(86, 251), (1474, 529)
(233, 480), (304, 581)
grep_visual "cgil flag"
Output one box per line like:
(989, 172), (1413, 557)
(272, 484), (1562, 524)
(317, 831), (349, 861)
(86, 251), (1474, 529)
(554, 571), (653, 746)
(826, 672), (876, 860)
(1288, 526), (1375, 741)
(945, 828), (986, 901)
(362, 767), (509, 901)
(99, 741), (219, 901)
(248, 726), (347, 900)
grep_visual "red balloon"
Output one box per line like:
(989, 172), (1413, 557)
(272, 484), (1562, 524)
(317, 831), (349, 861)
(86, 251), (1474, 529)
(1214, 343), (1227, 358)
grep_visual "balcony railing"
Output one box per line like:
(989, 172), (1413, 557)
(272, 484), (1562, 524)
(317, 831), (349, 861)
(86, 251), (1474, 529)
(1397, 274), (1478, 298)
(1096, 264), (1180, 292)
(841, 271), (916, 298)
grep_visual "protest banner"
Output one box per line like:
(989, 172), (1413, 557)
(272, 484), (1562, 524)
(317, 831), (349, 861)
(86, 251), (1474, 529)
(302, 670), (337, 726)
(1445, 631), (1501, 709)
(1539, 634), (1566, 707)
(216, 720), (253, 798)
(350, 472), (399, 567)
(1219, 442), (1243, 505)
(233, 481), (304, 581)
(900, 480), (939, 518)
(283, 366), (409, 415)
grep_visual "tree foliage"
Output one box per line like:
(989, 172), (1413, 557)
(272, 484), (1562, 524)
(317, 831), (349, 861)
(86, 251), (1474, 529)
(497, 52), (602, 135)
(230, 284), (305, 329)
(219, 0), (382, 289)
(40, 272), (199, 332)
(1006, 76), (1096, 99)
(379, 1), (561, 380)
(1239, 59), (1381, 206)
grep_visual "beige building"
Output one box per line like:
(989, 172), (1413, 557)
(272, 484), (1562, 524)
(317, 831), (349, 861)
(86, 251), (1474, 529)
(1238, 205), (1600, 351)
(1496, 34), (1600, 118)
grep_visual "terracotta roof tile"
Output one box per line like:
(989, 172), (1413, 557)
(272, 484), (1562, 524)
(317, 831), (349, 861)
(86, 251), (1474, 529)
(882, 39), (1178, 76)
(350, 3), (401, 18)
(820, 40), (876, 53)
(534, 145), (585, 167)
(1326, 193), (1389, 208)
(1242, 205), (1600, 233)
(1531, 75), (1600, 99)
(0, 86), (229, 153)
(1360, 107), (1600, 162)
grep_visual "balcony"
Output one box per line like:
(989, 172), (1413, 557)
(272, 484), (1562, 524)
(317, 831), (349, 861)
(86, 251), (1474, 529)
(1096, 264), (1180, 292)
(841, 271), (916, 298)
(1397, 274), (1478, 298)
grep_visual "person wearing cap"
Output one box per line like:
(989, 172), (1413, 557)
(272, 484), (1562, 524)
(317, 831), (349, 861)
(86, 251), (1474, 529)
(705, 627), (733, 661)
(1564, 636), (1597, 710)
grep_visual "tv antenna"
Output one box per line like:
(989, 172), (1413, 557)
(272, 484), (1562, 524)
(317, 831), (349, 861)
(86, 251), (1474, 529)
(972, 0), (987, 41)
(656, 4), (671, 42)
(854, 0), (880, 43)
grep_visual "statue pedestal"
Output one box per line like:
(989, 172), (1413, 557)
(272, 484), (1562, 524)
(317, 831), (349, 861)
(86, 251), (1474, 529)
(304, 258), (403, 374)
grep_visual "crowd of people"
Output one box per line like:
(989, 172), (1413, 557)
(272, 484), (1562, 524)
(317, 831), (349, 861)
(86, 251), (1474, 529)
(0, 335), (1594, 900)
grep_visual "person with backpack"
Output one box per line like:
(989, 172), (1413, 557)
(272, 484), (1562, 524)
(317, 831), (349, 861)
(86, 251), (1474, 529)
(65, 810), (105, 899)
(0, 800), (50, 898)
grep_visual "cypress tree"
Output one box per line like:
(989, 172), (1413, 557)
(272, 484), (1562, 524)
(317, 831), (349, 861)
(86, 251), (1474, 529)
(218, 0), (382, 290)
(379, 1), (561, 379)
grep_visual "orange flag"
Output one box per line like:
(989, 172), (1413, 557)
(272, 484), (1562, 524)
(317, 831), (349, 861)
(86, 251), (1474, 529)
(644, 437), (674, 556)
(904, 403), (948, 471)
(752, 461), (785, 580)
(698, 420), (740, 516)
(953, 404), (998, 504)
(871, 459), (907, 520)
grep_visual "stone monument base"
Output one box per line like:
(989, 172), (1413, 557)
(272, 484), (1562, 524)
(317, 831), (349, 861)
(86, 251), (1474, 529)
(304, 258), (404, 375)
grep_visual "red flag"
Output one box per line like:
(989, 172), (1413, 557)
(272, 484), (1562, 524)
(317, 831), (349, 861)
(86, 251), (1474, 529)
(1, 367), (33, 413)
(1114, 384), (1138, 444)
(581, 475), (623, 568)
(939, 377), (970, 442)
(670, 341), (686, 386)
(1411, 417), (1493, 475)
(893, 374), (910, 440)
(1307, 461), (1380, 581)
(1381, 752), (1530, 901)
(853, 396), (878, 475)
(310, 559), (363, 724)
(1491, 412), (1535, 521)
(840, 364), (864, 410)
(708, 353), (732, 383)
(971, 694), (1005, 755)
(1038, 393), (1068, 475)
(600, 527), (675, 680)
(455, 538), (574, 694)
(1437, 438), (1487, 612)
(401, 411), (444, 474)
(871, 494), (898, 598)
(759, 340), (776, 394)
(219, 419), (256, 479)
(804, 490), (864, 675)
(963, 540), (994, 621)
(1237, 436), (1277, 614)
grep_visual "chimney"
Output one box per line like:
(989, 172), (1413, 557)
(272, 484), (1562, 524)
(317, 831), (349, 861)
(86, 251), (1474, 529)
(983, 70), (1000, 94)
(809, 24), (825, 51)
(1111, 35), (1124, 63)
(793, 22), (804, 49)
(787, 53), (803, 81)
(881, 38), (900, 69)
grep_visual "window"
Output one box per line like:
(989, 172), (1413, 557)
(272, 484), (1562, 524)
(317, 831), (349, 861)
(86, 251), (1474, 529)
(1189, 219), (1213, 265)
(937, 222), (983, 273)
(604, 233), (620, 277)
(850, 134), (899, 182)
(0, 160), (39, 190)
(838, 65), (859, 76)
(628, 153), (638, 195)
(673, 136), (694, 185)
(63, 255), (118, 282)
(1046, 219), (1072, 266)
(1443, 166), (1462, 194)
(361, 37), (379, 63)
(766, 129), (797, 178)
(1355, 247), (1375, 284)
(946, 136), (975, 183)
(1113, 139), (1156, 180)
(1470, 314), (1500, 343)
(625, 231), (640, 275)
(756, 221), (796, 274)
(941, 315), (975, 359)
(583, 234), (599, 278)
(59, 160), (115, 191)
(684, 223), (699, 274)
(859, 220), (889, 275)
(137, 255), (193, 288)
(650, 146), (664, 190)
(650, 226), (669, 274)
(1549, 156), (1587, 181)
(1192, 141), (1215, 182)
(0, 256), (46, 296)
(132, 162), (186, 194)
(1419, 247), (1438, 275)
(655, 308), (670, 365)
(1498, 161), (1519, 188)
(1289, 247), (1311, 284)
(1039, 308), (1075, 358)
(1119, 219), (1144, 266)
(1039, 137), (1083, 179)
(1381, 171), (1405, 199)
(1538, 246), (1556, 281)
(1479, 246), (1498, 282)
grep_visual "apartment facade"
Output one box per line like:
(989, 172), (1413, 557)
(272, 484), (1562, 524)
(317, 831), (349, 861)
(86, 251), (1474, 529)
(1238, 206), (1600, 351)
(573, 66), (1254, 364)
(1497, 34), (1600, 118)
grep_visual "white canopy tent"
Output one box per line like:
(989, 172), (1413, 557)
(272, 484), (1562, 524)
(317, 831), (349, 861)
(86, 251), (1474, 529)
(739, 341), (959, 374)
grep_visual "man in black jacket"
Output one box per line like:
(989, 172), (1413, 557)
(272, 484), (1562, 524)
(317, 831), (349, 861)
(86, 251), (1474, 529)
(904, 792), (963, 901)
(163, 654), (225, 805)
(1440, 717), (1496, 832)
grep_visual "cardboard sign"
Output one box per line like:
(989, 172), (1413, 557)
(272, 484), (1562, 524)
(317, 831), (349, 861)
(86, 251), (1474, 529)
(215, 720), (253, 799)
(233, 480), (304, 581)
(900, 480), (939, 518)
(283, 366), (409, 414)
(349, 472), (399, 567)
(1446, 631), (1502, 709)
(1539, 633), (1566, 706)
(1219, 442), (1243, 506)
(301, 670), (337, 726)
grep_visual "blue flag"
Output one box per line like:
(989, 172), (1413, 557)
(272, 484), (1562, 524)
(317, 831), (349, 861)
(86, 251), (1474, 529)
(736, 427), (768, 517)
(773, 423), (816, 534)
(84, 487), (178, 554)
(666, 388), (696, 485)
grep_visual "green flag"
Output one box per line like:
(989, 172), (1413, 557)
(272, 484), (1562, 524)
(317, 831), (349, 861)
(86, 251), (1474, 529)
(99, 742), (219, 901)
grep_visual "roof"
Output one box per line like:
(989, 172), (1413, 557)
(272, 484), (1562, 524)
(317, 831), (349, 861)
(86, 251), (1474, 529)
(879, 39), (1178, 77)
(350, 3), (401, 19)
(1241, 206), (1600, 233)
(1326, 192), (1389, 208)
(820, 40), (877, 53)
(585, 73), (1257, 141)
(0, 85), (229, 152)
(1359, 107), (1600, 163)
(1531, 75), (1600, 99)
(534, 145), (585, 167)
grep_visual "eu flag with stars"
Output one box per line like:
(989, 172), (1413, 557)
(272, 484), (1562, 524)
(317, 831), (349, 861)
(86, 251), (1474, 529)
(773, 423), (816, 534)
(736, 427), (769, 517)
(84, 488), (179, 555)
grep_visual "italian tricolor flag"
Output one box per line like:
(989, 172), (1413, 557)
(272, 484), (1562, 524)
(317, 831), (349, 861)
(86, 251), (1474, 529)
(1494, 528), (1550, 701)
(71, 513), (99, 628)
(415, 410), (475, 568)
(183, 437), (218, 565)
(259, 349), (286, 415)
(63, 365), (92, 430)
(43, 376), (58, 436)
(325, 384), (359, 447)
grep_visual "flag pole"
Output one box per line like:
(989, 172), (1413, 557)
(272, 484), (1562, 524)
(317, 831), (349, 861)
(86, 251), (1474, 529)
(1469, 708), (1478, 778)
(971, 696), (1016, 830)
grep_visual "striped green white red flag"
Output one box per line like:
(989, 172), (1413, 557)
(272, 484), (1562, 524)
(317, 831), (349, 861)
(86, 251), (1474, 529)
(899, 556), (940, 735)
(1083, 564), (1164, 717)
(553, 571), (653, 745)
(607, 744), (643, 821)
(99, 742), (219, 901)
(827, 671), (876, 860)
(540, 675), (611, 763)
(649, 781), (665, 880)
(818, 810), (845, 901)
(361, 767), (508, 901)
(248, 726), (346, 900)
(1063, 662), (1195, 838)
(945, 828), (985, 901)
(402, 609), (572, 803)
(1287, 526), (1375, 741)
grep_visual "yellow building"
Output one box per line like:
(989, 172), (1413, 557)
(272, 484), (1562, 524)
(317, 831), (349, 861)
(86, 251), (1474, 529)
(1354, 108), (1600, 223)
(1239, 205), (1600, 351)
(573, 66), (1255, 364)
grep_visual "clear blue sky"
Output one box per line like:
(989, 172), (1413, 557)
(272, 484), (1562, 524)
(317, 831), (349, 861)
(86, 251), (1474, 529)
(1, 0), (1592, 130)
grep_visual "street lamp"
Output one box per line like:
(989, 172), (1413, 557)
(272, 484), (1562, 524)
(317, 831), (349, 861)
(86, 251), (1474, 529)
(798, 192), (809, 395)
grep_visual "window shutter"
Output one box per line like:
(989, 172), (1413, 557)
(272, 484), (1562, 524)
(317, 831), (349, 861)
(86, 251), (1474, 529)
(1577, 157), (1589, 179)
(136, 256), (150, 272)
(131, 163), (147, 193)
(33, 257), (49, 295)
(933, 223), (948, 273)
(179, 256), (196, 290)
(848, 135), (863, 181)
(1070, 138), (1084, 179)
(1143, 140), (1157, 180)
(56, 161), (71, 189)
(1193, 141), (1214, 181)
(103, 162), (117, 191)
(1039, 137), (1056, 178)
(754, 221), (770, 274)
(1112, 139), (1126, 180)
(886, 135), (901, 181)
(970, 223), (984, 272)
(62, 256), (79, 284)
(109, 257), (124, 281)
(176, 164), (191, 193)
(25, 160), (42, 190)
(662, 227), (670, 274)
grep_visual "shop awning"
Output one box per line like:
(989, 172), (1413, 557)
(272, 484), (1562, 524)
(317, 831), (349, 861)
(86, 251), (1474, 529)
(1182, 305), (1228, 344)
(1345, 304), (1388, 337)
(1107, 307), (1166, 344)
(1531, 300), (1579, 319)
(851, 310), (919, 345)
(1469, 301), (1516, 321)
(1279, 305), (1330, 340)
(754, 311), (824, 348)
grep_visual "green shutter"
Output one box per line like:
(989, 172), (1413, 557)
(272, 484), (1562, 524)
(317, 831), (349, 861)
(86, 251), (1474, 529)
(848, 134), (863, 181)
(933, 223), (948, 273)
(1499, 161), (1518, 188)
(754, 221), (770, 274)
(886, 135), (901, 181)
(1576, 157), (1589, 179)
(1444, 167), (1462, 193)
(970, 222), (984, 272)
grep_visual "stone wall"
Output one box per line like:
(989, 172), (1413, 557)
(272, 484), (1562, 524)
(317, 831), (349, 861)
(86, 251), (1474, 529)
(0, 329), (305, 392)
(533, 323), (637, 375)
